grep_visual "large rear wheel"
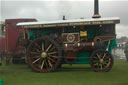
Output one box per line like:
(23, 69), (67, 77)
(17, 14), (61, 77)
(27, 36), (62, 72)
(90, 49), (113, 72)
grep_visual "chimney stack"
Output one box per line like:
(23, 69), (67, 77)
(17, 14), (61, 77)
(63, 16), (66, 20)
(92, 0), (101, 18)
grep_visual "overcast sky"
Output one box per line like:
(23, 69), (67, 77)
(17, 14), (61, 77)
(0, 0), (128, 38)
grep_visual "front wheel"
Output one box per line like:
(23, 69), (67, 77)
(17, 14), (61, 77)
(26, 36), (62, 72)
(90, 49), (114, 72)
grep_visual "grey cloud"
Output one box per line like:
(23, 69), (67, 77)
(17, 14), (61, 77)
(0, 1), (2, 20)
(116, 24), (128, 38)
(1, 1), (128, 38)
(100, 1), (128, 25)
(1, 1), (128, 23)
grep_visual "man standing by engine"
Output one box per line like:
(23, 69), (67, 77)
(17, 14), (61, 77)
(0, 55), (1, 65)
(124, 42), (128, 62)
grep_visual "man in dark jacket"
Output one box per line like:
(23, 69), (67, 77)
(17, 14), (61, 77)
(0, 56), (1, 65)
(124, 42), (128, 61)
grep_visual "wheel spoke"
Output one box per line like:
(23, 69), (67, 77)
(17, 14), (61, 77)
(94, 63), (98, 66)
(100, 64), (103, 70)
(35, 43), (41, 50)
(49, 46), (56, 51)
(103, 62), (108, 65)
(104, 59), (110, 62)
(46, 44), (52, 52)
(48, 52), (57, 55)
(32, 58), (41, 64)
(96, 53), (101, 59)
(93, 60), (99, 63)
(48, 57), (56, 63)
(93, 56), (98, 60)
(41, 59), (45, 69)
(42, 42), (45, 51)
(49, 55), (58, 58)
(105, 62), (110, 67)
(102, 58), (111, 69)
(34, 48), (41, 53)
(48, 60), (52, 67)
(102, 53), (106, 59)
(44, 59), (49, 68)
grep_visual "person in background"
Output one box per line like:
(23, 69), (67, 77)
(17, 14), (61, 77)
(0, 56), (1, 65)
(124, 42), (128, 62)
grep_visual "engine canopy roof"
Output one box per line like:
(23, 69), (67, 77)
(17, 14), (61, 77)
(17, 17), (120, 28)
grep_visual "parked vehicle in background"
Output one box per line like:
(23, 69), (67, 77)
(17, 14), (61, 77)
(124, 42), (128, 61)
(0, 21), (5, 65)
(0, 19), (37, 65)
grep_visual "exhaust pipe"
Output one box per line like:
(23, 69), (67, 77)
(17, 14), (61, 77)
(63, 16), (66, 20)
(92, 0), (101, 18)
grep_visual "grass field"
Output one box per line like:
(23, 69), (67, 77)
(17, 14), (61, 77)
(0, 59), (128, 85)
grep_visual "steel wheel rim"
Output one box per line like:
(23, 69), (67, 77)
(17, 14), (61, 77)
(90, 50), (113, 72)
(27, 37), (61, 72)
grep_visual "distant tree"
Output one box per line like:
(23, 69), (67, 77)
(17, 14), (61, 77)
(120, 36), (128, 42)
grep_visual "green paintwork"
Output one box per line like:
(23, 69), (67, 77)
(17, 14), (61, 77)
(28, 31), (35, 40)
(76, 51), (91, 64)
(41, 30), (54, 36)
(28, 29), (54, 40)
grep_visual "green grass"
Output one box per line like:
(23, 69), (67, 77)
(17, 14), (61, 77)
(0, 59), (128, 85)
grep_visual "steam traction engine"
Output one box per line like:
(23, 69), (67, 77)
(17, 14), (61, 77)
(17, 0), (120, 72)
